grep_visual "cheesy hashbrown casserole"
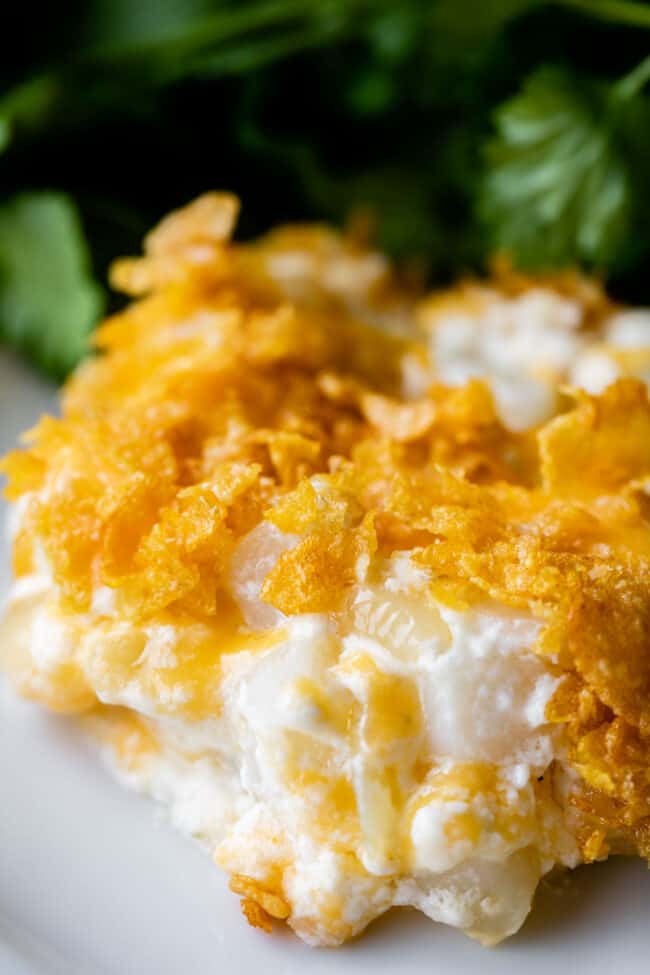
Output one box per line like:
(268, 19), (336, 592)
(2, 194), (650, 946)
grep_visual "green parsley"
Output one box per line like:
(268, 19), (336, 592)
(0, 194), (105, 379)
(479, 57), (650, 270)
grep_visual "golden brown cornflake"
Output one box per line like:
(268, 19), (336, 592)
(248, 430), (321, 488)
(110, 192), (241, 295)
(540, 381), (650, 499)
(240, 898), (273, 934)
(230, 874), (290, 933)
(262, 513), (377, 615)
(4, 193), (650, 862)
(360, 392), (437, 443)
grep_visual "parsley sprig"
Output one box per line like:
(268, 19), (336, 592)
(480, 56), (650, 270)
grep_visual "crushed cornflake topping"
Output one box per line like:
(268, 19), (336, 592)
(3, 192), (650, 891)
(230, 874), (291, 930)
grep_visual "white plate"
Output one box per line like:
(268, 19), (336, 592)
(1, 350), (649, 975)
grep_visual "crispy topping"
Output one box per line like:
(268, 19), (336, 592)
(3, 195), (650, 858)
(230, 874), (290, 932)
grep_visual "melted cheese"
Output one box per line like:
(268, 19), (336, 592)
(4, 537), (580, 947)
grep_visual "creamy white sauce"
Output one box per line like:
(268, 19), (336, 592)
(425, 290), (584, 430)
(9, 527), (577, 946)
(423, 290), (650, 429)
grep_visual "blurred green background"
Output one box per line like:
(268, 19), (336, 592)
(2, 0), (650, 377)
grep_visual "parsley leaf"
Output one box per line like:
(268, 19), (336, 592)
(0, 193), (105, 379)
(0, 77), (60, 155)
(479, 58), (650, 270)
(430, 0), (542, 46)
